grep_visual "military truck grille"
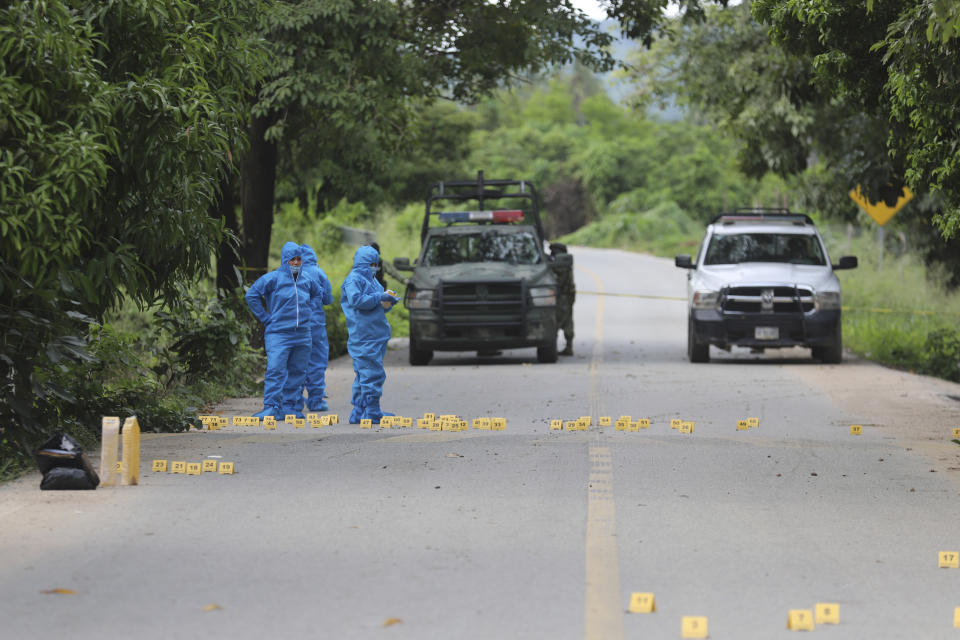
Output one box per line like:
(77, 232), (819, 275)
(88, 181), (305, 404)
(722, 286), (815, 313)
(438, 280), (526, 337)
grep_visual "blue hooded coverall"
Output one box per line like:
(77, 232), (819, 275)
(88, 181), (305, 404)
(340, 245), (399, 423)
(245, 242), (326, 419)
(291, 244), (334, 411)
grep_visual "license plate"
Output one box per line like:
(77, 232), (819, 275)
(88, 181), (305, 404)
(755, 327), (779, 340)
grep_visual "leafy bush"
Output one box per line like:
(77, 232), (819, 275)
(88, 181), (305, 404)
(924, 327), (960, 382)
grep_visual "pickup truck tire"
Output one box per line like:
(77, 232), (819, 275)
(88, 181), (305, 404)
(537, 339), (558, 363)
(812, 323), (843, 364)
(687, 315), (710, 363)
(409, 340), (433, 366)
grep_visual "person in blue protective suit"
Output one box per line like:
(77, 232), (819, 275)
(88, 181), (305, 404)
(245, 242), (327, 420)
(340, 245), (401, 424)
(287, 244), (334, 412)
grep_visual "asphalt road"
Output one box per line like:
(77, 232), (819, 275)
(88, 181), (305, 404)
(2, 246), (960, 639)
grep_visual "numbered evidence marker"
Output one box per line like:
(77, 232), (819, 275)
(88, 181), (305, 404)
(360, 419), (373, 429)
(599, 416), (612, 426)
(952, 427), (960, 438)
(232, 415), (244, 426)
(186, 463), (202, 476)
(491, 418), (507, 431)
(954, 607), (960, 628)
(171, 461), (187, 474)
(815, 603), (840, 625)
(627, 592), (656, 613)
(293, 418), (306, 428)
(747, 417), (759, 428)
(636, 418), (651, 429)
(152, 460), (168, 472)
(202, 459), (218, 473)
(681, 616), (708, 639)
(615, 419), (629, 431)
(263, 417), (277, 430)
(679, 421), (695, 434)
(737, 420), (750, 431)
(787, 609), (815, 631)
(285, 414), (297, 424)
(670, 419), (683, 430)
(218, 462), (235, 475)
(939, 551), (959, 568)
(565, 421), (577, 431)
(850, 424), (863, 435)
(550, 419), (563, 430)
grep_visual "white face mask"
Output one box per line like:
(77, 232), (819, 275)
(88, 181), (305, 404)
(290, 266), (301, 278)
(369, 264), (379, 277)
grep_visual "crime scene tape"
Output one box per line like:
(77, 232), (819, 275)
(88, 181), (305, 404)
(578, 290), (960, 316)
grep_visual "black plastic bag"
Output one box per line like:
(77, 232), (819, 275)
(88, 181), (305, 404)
(34, 433), (100, 490)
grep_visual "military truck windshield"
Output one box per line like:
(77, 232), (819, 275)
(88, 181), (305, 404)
(704, 233), (826, 266)
(422, 231), (542, 266)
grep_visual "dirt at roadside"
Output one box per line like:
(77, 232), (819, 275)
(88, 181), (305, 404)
(792, 353), (960, 474)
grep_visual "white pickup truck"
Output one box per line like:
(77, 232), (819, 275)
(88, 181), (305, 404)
(675, 209), (858, 363)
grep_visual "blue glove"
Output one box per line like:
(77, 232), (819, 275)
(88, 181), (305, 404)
(380, 292), (397, 303)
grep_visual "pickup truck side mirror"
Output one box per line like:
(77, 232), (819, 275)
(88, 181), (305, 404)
(552, 253), (573, 267)
(833, 256), (858, 270)
(393, 257), (414, 272)
(675, 255), (694, 269)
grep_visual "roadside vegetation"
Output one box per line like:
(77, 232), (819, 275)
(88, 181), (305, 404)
(5, 1), (960, 479)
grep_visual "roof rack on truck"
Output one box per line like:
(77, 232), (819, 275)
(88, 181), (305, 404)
(422, 171), (546, 244)
(709, 207), (814, 225)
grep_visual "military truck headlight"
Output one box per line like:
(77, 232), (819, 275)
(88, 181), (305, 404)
(815, 290), (841, 311)
(691, 290), (720, 309)
(407, 288), (434, 309)
(529, 286), (556, 306)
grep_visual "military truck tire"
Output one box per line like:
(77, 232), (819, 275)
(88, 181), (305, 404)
(409, 341), (433, 366)
(687, 316), (710, 363)
(812, 323), (842, 364)
(536, 340), (558, 363)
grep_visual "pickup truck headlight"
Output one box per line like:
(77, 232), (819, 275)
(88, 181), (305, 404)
(407, 288), (434, 310)
(815, 290), (841, 311)
(691, 290), (720, 310)
(529, 286), (556, 306)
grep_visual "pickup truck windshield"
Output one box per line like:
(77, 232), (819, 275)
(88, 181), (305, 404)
(704, 233), (826, 266)
(422, 231), (542, 266)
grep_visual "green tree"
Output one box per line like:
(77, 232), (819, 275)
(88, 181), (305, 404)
(0, 0), (268, 450)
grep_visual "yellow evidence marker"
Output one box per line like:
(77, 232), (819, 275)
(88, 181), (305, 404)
(198, 415), (217, 425)
(186, 463), (202, 476)
(492, 418), (507, 431)
(579, 416), (592, 426)
(599, 416), (612, 426)
(294, 418), (306, 428)
(615, 419), (628, 431)
(670, 419), (682, 429)
(218, 462), (235, 474)
(565, 421), (577, 431)
(232, 416), (244, 426)
(423, 412), (435, 422)
(360, 419), (373, 429)
(284, 414), (297, 424)
(747, 417), (759, 428)
(202, 459), (218, 473)
(306, 413), (319, 422)
(737, 420), (750, 431)
(850, 424), (863, 435)
(152, 460), (168, 472)
(952, 427), (960, 438)
(328, 414), (339, 424)
(264, 418), (277, 430)
(954, 607), (960, 628)
(550, 420), (563, 430)
(787, 609), (815, 631)
(429, 421), (442, 431)
(627, 592), (656, 613)
(626, 421), (640, 432)
(402, 417), (413, 428)
(217, 417), (228, 428)
(170, 461), (187, 474)
(939, 551), (959, 568)
(815, 603), (839, 625)
(417, 418), (428, 428)
(207, 420), (221, 431)
(679, 421), (694, 434)
(636, 418), (651, 429)
(681, 616), (708, 639)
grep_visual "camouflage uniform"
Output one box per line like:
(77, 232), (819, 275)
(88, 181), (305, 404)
(550, 243), (575, 355)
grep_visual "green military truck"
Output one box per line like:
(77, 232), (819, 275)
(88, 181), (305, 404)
(394, 172), (568, 365)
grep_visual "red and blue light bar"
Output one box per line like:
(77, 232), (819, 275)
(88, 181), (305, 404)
(437, 210), (525, 223)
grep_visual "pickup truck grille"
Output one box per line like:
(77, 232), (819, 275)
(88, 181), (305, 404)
(722, 285), (815, 313)
(438, 280), (526, 337)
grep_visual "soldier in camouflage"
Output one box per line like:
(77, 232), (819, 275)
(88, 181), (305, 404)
(550, 242), (575, 356)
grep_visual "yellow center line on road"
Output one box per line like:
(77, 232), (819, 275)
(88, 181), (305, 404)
(578, 264), (625, 640)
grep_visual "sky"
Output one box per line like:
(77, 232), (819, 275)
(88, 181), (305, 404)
(569, 0), (607, 20)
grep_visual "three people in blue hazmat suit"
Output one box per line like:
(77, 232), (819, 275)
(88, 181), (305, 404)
(245, 242), (328, 419)
(340, 245), (400, 423)
(288, 244), (334, 412)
